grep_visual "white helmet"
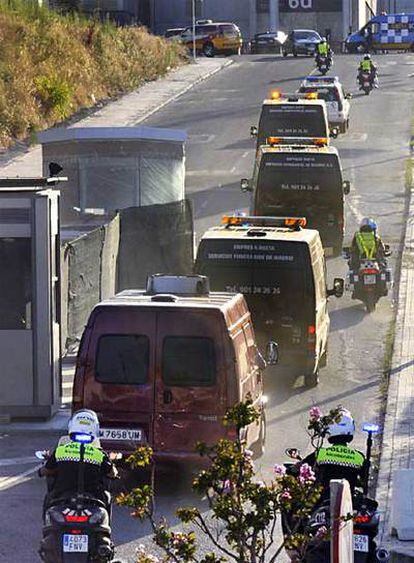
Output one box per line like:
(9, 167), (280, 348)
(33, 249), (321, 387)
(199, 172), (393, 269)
(326, 408), (355, 442)
(68, 409), (100, 440)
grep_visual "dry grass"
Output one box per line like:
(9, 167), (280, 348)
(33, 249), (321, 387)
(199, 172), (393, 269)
(0, 1), (185, 147)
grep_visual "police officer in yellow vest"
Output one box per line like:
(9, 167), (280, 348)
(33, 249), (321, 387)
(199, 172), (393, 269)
(358, 54), (378, 87)
(40, 409), (117, 519)
(301, 408), (368, 498)
(316, 37), (332, 63)
(350, 217), (385, 271)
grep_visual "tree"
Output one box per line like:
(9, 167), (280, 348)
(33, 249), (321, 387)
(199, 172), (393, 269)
(117, 400), (342, 563)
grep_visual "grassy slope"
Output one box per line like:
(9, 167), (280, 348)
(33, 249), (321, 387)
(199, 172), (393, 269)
(0, 1), (184, 147)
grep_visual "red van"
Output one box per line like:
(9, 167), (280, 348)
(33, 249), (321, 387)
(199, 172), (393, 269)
(72, 275), (277, 462)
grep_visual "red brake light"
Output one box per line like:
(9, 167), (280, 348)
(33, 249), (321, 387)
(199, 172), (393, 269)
(65, 515), (89, 523)
(354, 514), (371, 524)
(308, 325), (316, 335)
(70, 529), (82, 534)
(361, 269), (378, 275)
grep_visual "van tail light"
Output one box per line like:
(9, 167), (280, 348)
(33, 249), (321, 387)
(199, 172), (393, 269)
(307, 325), (316, 351)
(361, 268), (379, 275)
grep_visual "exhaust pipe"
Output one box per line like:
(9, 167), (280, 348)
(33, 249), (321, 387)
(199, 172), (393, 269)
(376, 547), (390, 562)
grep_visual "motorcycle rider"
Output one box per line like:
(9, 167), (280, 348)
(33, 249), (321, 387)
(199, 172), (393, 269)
(358, 54), (378, 88)
(315, 37), (332, 65)
(301, 407), (368, 498)
(39, 409), (117, 520)
(350, 217), (386, 272)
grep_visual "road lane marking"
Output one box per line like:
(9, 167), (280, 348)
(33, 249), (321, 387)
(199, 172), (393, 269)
(0, 456), (39, 467)
(0, 464), (42, 492)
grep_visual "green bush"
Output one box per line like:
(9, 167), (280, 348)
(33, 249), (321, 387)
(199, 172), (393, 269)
(0, 3), (185, 147)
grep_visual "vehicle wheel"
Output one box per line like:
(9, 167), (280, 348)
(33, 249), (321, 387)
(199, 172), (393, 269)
(283, 50), (288, 57)
(251, 412), (266, 458)
(203, 42), (215, 57)
(320, 347), (327, 368)
(305, 370), (319, 388)
(293, 50), (298, 57)
(346, 119), (350, 131)
(364, 89), (370, 95)
(365, 295), (377, 313)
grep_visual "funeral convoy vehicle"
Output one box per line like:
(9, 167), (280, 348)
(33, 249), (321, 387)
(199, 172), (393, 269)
(195, 216), (344, 387)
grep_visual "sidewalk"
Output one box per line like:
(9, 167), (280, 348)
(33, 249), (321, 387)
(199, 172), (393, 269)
(0, 57), (233, 177)
(0, 57), (233, 432)
(376, 158), (414, 561)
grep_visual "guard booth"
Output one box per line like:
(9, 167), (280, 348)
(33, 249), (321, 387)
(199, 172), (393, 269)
(0, 174), (66, 420)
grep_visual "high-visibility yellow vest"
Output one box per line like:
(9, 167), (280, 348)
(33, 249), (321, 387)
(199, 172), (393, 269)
(356, 232), (377, 259)
(318, 43), (328, 56)
(316, 445), (365, 469)
(55, 441), (105, 466)
(361, 60), (372, 72)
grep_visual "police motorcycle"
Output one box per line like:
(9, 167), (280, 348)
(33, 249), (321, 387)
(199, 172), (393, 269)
(315, 54), (332, 75)
(343, 247), (392, 313)
(36, 434), (122, 563)
(359, 70), (374, 95)
(282, 424), (390, 563)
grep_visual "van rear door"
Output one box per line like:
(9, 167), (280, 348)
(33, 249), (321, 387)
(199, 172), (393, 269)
(82, 308), (156, 448)
(154, 309), (227, 456)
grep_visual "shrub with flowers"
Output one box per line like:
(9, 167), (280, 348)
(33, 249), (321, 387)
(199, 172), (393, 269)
(117, 400), (343, 563)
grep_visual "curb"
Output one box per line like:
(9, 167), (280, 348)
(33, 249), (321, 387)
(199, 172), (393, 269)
(376, 149), (414, 558)
(131, 59), (234, 126)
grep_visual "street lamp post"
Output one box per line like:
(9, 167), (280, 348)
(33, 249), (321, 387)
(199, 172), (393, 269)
(192, 0), (197, 61)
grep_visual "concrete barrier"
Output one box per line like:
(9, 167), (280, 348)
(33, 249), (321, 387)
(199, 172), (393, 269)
(391, 469), (414, 541)
(330, 479), (354, 563)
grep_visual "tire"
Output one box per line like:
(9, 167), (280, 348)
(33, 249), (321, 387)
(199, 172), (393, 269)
(365, 294), (377, 313)
(283, 50), (288, 57)
(293, 50), (298, 57)
(305, 370), (319, 388)
(251, 412), (266, 458)
(203, 42), (215, 57)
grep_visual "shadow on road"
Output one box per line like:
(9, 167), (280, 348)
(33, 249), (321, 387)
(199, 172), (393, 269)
(329, 305), (366, 331)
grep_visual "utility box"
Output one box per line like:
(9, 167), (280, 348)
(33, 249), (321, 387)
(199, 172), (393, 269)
(0, 177), (64, 420)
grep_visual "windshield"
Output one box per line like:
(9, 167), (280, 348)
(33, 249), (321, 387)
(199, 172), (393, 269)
(196, 239), (314, 318)
(299, 86), (341, 105)
(255, 152), (343, 216)
(258, 104), (327, 143)
(294, 31), (320, 41)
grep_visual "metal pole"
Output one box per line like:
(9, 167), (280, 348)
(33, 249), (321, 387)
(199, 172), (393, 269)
(192, 0), (197, 61)
(269, 0), (279, 32)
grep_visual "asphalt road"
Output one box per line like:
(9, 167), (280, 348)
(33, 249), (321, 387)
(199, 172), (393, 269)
(1, 53), (412, 562)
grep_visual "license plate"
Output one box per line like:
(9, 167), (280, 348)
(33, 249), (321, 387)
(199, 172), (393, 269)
(353, 534), (369, 553)
(99, 427), (143, 441)
(364, 274), (376, 285)
(63, 534), (88, 553)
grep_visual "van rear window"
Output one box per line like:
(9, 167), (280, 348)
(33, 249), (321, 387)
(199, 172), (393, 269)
(258, 104), (326, 143)
(95, 335), (149, 385)
(162, 337), (216, 387)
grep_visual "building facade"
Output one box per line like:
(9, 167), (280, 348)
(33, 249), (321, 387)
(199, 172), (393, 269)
(151, 0), (378, 44)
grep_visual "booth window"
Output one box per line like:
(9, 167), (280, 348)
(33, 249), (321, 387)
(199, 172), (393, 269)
(0, 238), (32, 330)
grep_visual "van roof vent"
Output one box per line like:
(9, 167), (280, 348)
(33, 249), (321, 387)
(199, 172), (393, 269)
(151, 294), (179, 303)
(146, 274), (210, 296)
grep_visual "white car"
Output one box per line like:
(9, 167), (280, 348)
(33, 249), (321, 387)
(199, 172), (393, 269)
(298, 76), (351, 134)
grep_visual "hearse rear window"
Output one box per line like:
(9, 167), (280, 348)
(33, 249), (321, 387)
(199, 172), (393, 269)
(95, 335), (149, 385)
(162, 337), (216, 387)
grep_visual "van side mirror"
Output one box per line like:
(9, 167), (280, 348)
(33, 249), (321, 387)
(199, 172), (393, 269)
(240, 178), (252, 192)
(345, 92), (352, 100)
(330, 127), (339, 139)
(327, 277), (344, 298)
(343, 180), (351, 195)
(384, 244), (392, 258)
(266, 341), (279, 365)
(250, 125), (258, 138)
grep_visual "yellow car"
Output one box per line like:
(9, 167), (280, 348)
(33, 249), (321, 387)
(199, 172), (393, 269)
(180, 21), (242, 57)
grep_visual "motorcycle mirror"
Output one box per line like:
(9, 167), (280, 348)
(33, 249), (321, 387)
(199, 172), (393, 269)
(240, 178), (252, 192)
(330, 127), (339, 139)
(250, 125), (258, 138)
(285, 447), (301, 460)
(35, 450), (47, 460)
(362, 423), (380, 434)
(343, 180), (351, 195)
